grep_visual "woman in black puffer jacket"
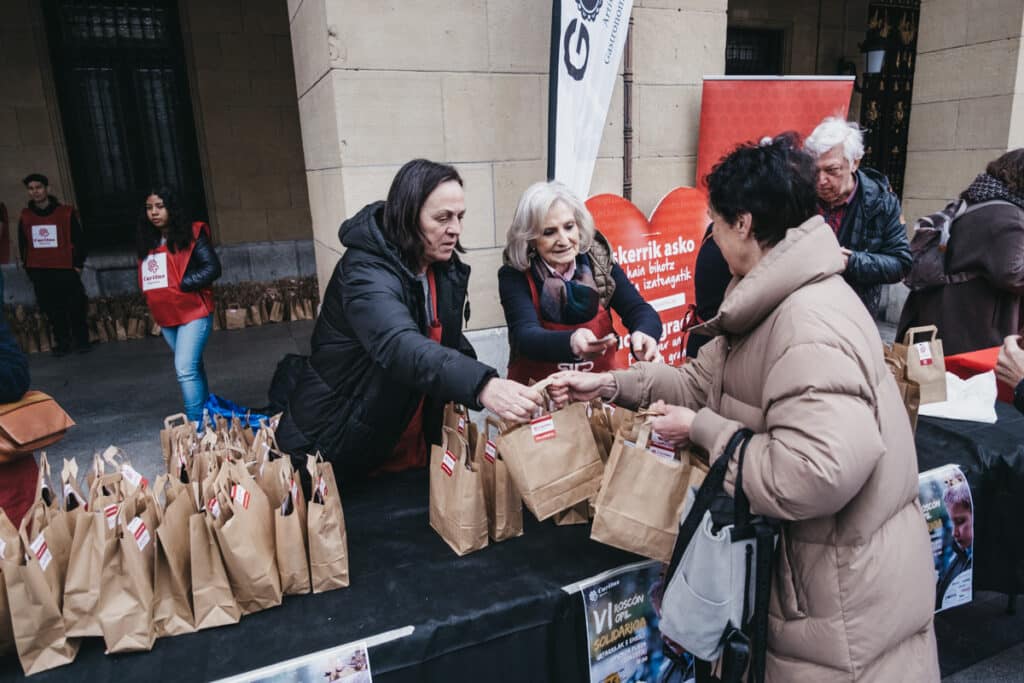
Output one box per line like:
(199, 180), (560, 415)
(136, 186), (221, 423)
(276, 159), (543, 480)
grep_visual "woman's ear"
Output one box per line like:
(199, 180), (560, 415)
(735, 211), (754, 238)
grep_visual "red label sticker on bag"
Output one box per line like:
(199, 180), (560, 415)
(30, 533), (52, 571)
(457, 416), (466, 434)
(484, 440), (497, 464)
(649, 433), (677, 459)
(127, 516), (151, 551)
(441, 449), (456, 476)
(207, 497), (221, 519)
(915, 342), (934, 366)
(104, 503), (120, 529)
(316, 475), (327, 501)
(120, 463), (148, 490)
(530, 415), (556, 442)
(231, 484), (251, 509)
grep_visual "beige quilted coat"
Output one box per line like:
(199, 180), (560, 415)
(613, 216), (939, 682)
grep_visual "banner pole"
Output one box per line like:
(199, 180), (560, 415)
(622, 17), (634, 200)
(546, 0), (560, 181)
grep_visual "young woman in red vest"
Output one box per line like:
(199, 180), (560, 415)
(136, 187), (221, 423)
(498, 181), (663, 384)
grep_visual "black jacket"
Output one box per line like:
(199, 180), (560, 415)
(276, 202), (497, 479)
(836, 168), (912, 317)
(17, 196), (87, 269)
(685, 224), (732, 359)
(179, 233), (221, 291)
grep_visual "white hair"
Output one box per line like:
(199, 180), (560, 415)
(503, 181), (596, 272)
(804, 116), (865, 165)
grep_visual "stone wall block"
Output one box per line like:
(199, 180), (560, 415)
(458, 247), (506, 329)
(636, 84), (700, 158)
(590, 157), (625, 197)
(956, 95), (1014, 149)
(442, 74), (544, 163)
(0, 109), (19, 146)
(597, 76), (625, 160)
(248, 240), (298, 280)
(306, 168), (347, 248)
(631, 156), (695, 216)
(906, 100), (959, 151)
(452, 163), (496, 250)
(634, 6), (726, 85)
(297, 74), (342, 170)
(962, 39), (1020, 100)
(297, 238), (317, 277)
(638, 0), (727, 10)
(911, 48), (963, 104)
(186, 1), (244, 35)
(492, 159), (545, 239)
(965, 0), (1024, 45)
(289, 0), (329, 95)
(0, 67), (44, 107)
(916, 0), (968, 53)
(334, 71), (445, 165)
(486, 0), (550, 72)
(216, 208), (270, 246)
(903, 148), (1000, 201)
(266, 207), (313, 241)
(241, 174), (293, 210)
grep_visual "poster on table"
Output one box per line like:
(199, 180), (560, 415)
(587, 189), (707, 367)
(918, 464), (974, 612)
(695, 76), (856, 190)
(579, 560), (689, 683)
(216, 641), (372, 683)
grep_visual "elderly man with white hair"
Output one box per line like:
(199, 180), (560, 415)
(804, 117), (911, 317)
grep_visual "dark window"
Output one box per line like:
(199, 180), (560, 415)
(43, 0), (207, 249)
(725, 28), (784, 76)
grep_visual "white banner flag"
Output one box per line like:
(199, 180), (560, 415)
(550, 0), (633, 198)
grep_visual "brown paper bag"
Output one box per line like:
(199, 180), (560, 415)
(496, 386), (604, 521)
(429, 427), (488, 556)
(3, 517), (79, 675)
(587, 400), (615, 463)
(62, 511), (107, 637)
(210, 460), (282, 614)
(98, 492), (157, 653)
(153, 478), (196, 637)
(114, 318), (128, 342)
(552, 502), (590, 526)
(0, 510), (21, 657)
(266, 296), (284, 323)
(901, 325), (947, 404)
(477, 417), (523, 541)
(189, 506), (241, 630)
(36, 316), (51, 353)
(60, 458), (87, 533)
(247, 302), (264, 327)
(884, 344), (922, 431)
(224, 303), (247, 330)
(442, 402), (476, 450)
(161, 413), (192, 474)
(270, 462), (311, 595)
(306, 455), (350, 592)
(20, 455), (74, 610)
(590, 423), (691, 563)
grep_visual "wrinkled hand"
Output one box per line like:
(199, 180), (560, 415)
(478, 378), (544, 424)
(996, 335), (1024, 389)
(839, 247), (852, 271)
(648, 400), (696, 445)
(628, 331), (661, 362)
(570, 328), (617, 360)
(547, 371), (616, 408)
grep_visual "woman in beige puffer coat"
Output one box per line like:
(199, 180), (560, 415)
(550, 135), (939, 681)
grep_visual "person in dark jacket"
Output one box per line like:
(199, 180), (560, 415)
(898, 149), (1024, 354)
(17, 172), (91, 356)
(997, 334), (1024, 414)
(684, 224), (732, 359)
(498, 181), (662, 383)
(0, 267), (35, 529)
(136, 186), (222, 422)
(276, 159), (543, 480)
(804, 117), (911, 317)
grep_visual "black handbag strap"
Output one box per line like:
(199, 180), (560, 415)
(666, 428), (753, 583)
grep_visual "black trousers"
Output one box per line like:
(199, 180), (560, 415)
(27, 268), (89, 350)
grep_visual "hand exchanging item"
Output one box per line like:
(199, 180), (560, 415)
(570, 328), (617, 360)
(478, 378), (545, 424)
(547, 371), (617, 408)
(628, 331), (661, 362)
(647, 400), (696, 445)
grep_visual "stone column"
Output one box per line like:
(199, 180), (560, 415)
(903, 0), (1024, 224)
(288, 0), (727, 336)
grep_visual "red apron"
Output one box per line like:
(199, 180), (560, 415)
(506, 271), (622, 384)
(140, 221), (215, 328)
(0, 456), (39, 529)
(375, 269), (444, 474)
(20, 205), (74, 269)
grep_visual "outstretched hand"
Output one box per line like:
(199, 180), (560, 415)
(547, 371), (617, 408)
(478, 378), (545, 424)
(997, 335), (1024, 389)
(648, 400), (696, 445)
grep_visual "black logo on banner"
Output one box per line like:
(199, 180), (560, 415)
(563, 19), (590, 81)
(576, 0), (603, 21)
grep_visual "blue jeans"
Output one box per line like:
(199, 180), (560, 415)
(161, 314), (212, 422)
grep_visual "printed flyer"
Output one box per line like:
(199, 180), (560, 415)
(578, 560), (690, 683)
(918, 464), (974, 612)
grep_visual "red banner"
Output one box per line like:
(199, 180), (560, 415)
(587, 188), (707, 367)
(696, 77), (855, 190)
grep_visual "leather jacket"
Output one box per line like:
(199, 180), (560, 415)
(180, 233), (221, 292)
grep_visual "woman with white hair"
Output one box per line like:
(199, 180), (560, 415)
(804, 116), (911, 317)
(498, 181), (662, 383)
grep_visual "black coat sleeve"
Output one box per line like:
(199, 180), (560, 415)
(180, 234), (222, 292)
(341, 259), (496, 409)
(608, 263), (662, 340)
(0, 314), (29, 403)
(845, 192), (912, 285)
(70, 209), (87, 269)
(498, 265), (576, 363)
(16, 218), (26, 265)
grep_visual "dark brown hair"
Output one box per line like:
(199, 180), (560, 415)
(380, 159), (464, 271)
(986, 149), (1024, 195)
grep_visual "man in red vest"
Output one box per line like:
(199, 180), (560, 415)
(17, 173), (91, 356)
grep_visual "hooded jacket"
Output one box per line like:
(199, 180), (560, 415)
(275, 202), (496, 479)
(612, 217), (939, 681)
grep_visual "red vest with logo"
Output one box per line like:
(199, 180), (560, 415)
(20, 205), (74, 269)
(506, 271), (623, 384)
(140, 221), (215, 328)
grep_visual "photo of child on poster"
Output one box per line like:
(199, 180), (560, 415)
(918, 465), (974, 612)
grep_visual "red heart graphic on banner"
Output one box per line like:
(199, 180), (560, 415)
(586, 188), (709, 366)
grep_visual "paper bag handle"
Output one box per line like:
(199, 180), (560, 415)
(635, 421), (654, 451)
(484, 416), (506, 442)
(903, 325), (939, 345)
(164, 413), (189, 430)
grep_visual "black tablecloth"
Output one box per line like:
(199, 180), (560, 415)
(916, 401), (1024, 598)
(0, 469), (635, 683)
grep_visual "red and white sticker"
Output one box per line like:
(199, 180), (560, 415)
(30, 533), (52, 571)
(457, 416), (466, 434)
(649, 433), (677, 459)
(104, 503), (120, 529)
(484, 440), (497, 464)
(915, 342), (934, 366)
(121, 463), (148, 490)
(289, 479), (299, 505)
(231, 484), (251, 509)
(441, 449), (457, 476)
(31, 224), (58, 249)
(207, 497), (221, 519)
(127, 516), (151, 551)
(316, 475), (327, 500)
(530, 415), (556, 442)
